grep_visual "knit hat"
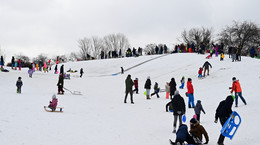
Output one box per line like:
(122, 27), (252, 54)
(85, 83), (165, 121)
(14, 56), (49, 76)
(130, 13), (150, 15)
(232, 77), (236, 81)
(174, 90), (179, 95)
(190, 118), (197, 124)
(147, 76), (150, 79)
(52, 94), (56, 99)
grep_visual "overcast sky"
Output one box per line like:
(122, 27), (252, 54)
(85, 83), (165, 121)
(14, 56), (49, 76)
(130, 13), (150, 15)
(1, 0), (260, 60)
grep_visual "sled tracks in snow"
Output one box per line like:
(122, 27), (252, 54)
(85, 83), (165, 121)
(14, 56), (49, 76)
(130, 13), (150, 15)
(88, 54), (169, 77)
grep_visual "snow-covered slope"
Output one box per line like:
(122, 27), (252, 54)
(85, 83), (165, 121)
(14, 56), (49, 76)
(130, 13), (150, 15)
(0, 53), (259, 145)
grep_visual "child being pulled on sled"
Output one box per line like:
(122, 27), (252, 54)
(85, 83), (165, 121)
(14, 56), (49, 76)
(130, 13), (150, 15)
(48, 94), (58, 112)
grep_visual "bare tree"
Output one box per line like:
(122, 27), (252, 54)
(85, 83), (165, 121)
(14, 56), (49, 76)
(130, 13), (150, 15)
(103, 33), (130, 55)
(78, 38), (92, 60)
(32, 54), (48, 63)
(16, 54), (30, 63)
(144, 43), (157, 55)
(90, 36), (103, 59)
(218, 20), (260, 55)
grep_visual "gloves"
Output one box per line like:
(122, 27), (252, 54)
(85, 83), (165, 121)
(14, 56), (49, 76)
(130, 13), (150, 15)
(214, 119), (218, 123)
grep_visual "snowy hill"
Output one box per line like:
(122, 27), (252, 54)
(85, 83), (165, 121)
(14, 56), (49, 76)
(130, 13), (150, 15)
(0, 53), (259, 145)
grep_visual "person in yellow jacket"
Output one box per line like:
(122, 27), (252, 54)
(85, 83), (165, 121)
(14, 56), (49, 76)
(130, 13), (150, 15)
(230, 77), (247, 107)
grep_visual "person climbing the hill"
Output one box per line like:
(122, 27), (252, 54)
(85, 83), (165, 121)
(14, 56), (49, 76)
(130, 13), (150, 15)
(16, 77), (23, 94)
(57, 74), (64, 95)
(133, 78), (139, 94)
(124, 74), (134, 104)
(151, 82), (160, 98)
(194, 100), (206, 122)
(172, 90), (186, 133)
(198, 67), (203, 78)
(230, 77), (247, 107)
(80, 68), (84, 78)
(121, 67), (124, 74)
(187, 78), (195, 108)
(48, 94), (58, 112)
(144, 76), (151, 99)
(189, 118), (209, 144)
(179, 76), (185, 89)
(202, 61), (212, 76)
(169, 77), (177, 99)
(215, 95), (234, 145)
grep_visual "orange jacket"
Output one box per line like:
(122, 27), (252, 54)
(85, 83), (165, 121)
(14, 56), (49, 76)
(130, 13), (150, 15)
(231, 80), (242, 93)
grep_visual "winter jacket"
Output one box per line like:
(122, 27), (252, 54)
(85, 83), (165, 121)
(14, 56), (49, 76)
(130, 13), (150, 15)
(215, 95), (234, 120)
(153, 83), (159, 92)
(165, 83), (170, 93)
(169, 78), (177, 95)
(231, 80), (242, 93)
(134, 80), (138, 88)
(202, 61), (212, 69)
(144, 79), (151, 89)
(57, 75), (64, 87)
(125, 75), (134, 92)
(187, 81), (194, 94)
(198, 68), (203, 75)
(49, 98), (58, 108)
(176, 124), (189, 142)
(194, 100), (205, 115)
(16, 79), (23, 87)
(189, 121), (209, 143)
(180, 78), (185, 84)
(172, 94), (186, 115)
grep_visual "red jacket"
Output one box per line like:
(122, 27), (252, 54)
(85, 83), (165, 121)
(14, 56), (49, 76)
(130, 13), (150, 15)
(198, 68), (203, 75)
(187, 81), (194, 94)
(134, 80), (138, 88)
(231, 80), (242, 93)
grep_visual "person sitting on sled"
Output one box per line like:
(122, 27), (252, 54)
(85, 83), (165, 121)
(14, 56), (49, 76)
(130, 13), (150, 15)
(48, 94), (58, 112)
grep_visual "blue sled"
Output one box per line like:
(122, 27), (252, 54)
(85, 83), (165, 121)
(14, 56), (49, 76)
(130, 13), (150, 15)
(221, 111), (241, 140)
(112, 74), (118, 76)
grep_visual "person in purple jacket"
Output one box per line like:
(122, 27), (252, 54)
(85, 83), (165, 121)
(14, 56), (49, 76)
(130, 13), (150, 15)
(48, 94), (58, 112)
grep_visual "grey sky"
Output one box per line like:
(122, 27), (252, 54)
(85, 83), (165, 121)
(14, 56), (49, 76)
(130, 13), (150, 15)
(1, 0), (259, 60)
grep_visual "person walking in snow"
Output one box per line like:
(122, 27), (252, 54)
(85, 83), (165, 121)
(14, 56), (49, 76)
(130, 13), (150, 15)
(215, 95), (234, 145)
(54, 65), (58, 74)
(187, 78), (195, 108)
(57, 74), (64, 94)
(60, 64), (64, 75)
(144, 76), (151, 99)
(189, 118), (209, 144)
(133, 78), (139, 94)
(124, 74), (134, 104)
(16, 77), (23, 93)
(80, 68), (84, 78)
(230, 77), (247, 107)
(194, 100), (206, 122)
(165, 82), (170, 99)
(202, 61), (212, 76)
(169, 77), (177, 99)
(179, 76), (185, 89)
(172, 90), (186, 133)
(48, 94), (58, 112)
(121, 67), (124, 74)
(151, 82), (160, 98)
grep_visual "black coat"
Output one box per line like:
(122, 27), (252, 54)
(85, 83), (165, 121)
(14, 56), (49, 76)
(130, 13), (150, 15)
(144, 79), (151, 89)
(57, 75), (64, 87)
(172, 94), (186, 115)
(215, 95), (234, 120)
(169, 78), (177, 95)
(203, 61), (212, 69)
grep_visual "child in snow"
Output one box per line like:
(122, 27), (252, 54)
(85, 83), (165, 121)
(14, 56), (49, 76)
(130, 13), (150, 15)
(16, 77), (23, 93)
(151, 82), (160, 98)
(220, 53), (224, 61)
(179, 76), (185, 89)
(48, 94), (58, 112)
(165, 82), (170, 99)
(194, 100), (206, 122)
(198, 67), (203, 78)
(133, 78), (139, 94)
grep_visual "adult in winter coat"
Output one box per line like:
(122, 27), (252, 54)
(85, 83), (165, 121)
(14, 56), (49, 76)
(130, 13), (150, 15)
(172, 90), (186, 133)
(187, 78), (195, 108)
(16, 77), (23, 93)
(60, 64), (64, 75)
(57, 74), (64, 94)
(144, 76), (151, 99)
(202, 61), (212, 76)
(194, 100), (206, 122)
(189, 118), (209, 144)
(11, 56), (15, 69)
(54, 65), (58, 74)
(215, 95), (234, 145)
(0, 56), (4, 67)
(124, 74), (134, 104)
(230, 77), (247, 107)
(169, 77), (177, 99)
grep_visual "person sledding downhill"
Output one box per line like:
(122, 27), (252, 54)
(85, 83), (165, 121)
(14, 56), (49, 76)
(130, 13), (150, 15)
(230, 77), (247, 107)
(48, 94), (58, 112)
